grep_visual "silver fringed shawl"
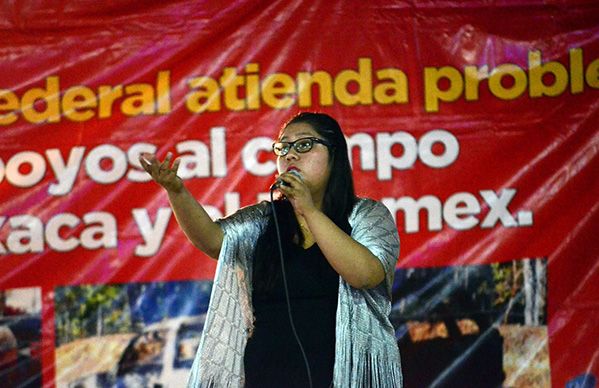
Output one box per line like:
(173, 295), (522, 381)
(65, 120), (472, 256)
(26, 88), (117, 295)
(187, 198), (402, 387)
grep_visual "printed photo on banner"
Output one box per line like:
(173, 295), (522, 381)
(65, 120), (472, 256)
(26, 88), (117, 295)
(391, 258), (549, 387)
(53, 280), (211, 388)
(0, 287), (42, 387)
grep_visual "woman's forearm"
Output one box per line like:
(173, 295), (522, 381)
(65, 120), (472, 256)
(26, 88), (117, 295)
(303, 208), (385, 289)
(139, 152), (223, 259)
(167, 185), (223, 259)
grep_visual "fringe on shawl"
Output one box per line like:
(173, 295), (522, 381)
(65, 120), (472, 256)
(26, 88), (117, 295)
(188, 371), (242, 388)
(187, 243), (251, 388)
(334, 323), (403, 388)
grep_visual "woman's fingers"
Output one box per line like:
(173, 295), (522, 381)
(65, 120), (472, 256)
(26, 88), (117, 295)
(139, 153), (158, 175)
(138, 153), (182, 192)
(139, 155), (150, 172)
(172, 158), (181, 174)
(276, 171), (301, 188)
(141, 153), (156, 164)
(140, 153), (164, 178)
(139, 153), (158, 176)
(160, 152), (172, 172)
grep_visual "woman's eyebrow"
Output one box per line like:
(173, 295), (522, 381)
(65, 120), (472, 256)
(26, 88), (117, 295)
(279, 132), (313, 141)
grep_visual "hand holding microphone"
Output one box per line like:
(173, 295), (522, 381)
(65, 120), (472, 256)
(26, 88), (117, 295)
(270, 169), (303, 191)
(270, 169), (317, 217)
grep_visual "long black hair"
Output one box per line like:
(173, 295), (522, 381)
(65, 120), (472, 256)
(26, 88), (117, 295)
(252, 112), (357, 294)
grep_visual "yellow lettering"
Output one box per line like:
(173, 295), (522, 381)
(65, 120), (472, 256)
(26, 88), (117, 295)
(63, 86), (97, 122)
(220, 67), (245, 111)
(374, 68), (408, 104)
(297, 71), (333, 107)
(97, 85), (123, 118)
(21, 76), (60, 124)
(156, 71), (171, 114)
(262, 74), (296, 108)
(569, 48), (584, 94)
(245, 63), (260, 110)
(529, 50), (568, 97)
(488, 64), (527, 100)
(121, 84), (155, 116)
(424, 66), (463, 112)
(334, 58), (373, 106)
(586, 58), (599, 88)
(186, 77), (220, 113)
(464, 65), (488, 101)
(0, 89), (19, 125)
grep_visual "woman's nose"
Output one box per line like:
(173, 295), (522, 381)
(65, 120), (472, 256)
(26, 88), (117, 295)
(285, 149), (299, 160)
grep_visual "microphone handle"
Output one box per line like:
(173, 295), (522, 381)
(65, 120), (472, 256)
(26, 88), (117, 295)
(270, 170), (302, 190)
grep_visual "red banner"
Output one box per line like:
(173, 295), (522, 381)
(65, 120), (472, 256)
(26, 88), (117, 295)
(1, 1), (598, 387)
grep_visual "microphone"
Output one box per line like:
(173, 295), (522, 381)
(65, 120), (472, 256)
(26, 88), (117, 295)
(270, 170), (302, 191)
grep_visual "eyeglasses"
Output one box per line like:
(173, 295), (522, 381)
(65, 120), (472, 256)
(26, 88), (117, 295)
(272, 137), (333, 156)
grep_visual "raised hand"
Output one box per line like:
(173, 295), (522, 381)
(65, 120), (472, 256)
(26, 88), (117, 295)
(139, 152), (182, 193)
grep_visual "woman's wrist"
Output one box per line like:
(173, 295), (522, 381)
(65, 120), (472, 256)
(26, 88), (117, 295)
(300, 205), (322, 223)
(165, 179), (184, 195)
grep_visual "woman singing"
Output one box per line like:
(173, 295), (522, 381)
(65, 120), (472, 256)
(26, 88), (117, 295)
(140, 112), (402, 387)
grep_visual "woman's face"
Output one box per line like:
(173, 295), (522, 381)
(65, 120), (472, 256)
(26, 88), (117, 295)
(276, 122), (332, 200)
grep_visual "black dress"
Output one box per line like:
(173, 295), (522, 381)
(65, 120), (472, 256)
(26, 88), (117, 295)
(244, 243), (339, 388)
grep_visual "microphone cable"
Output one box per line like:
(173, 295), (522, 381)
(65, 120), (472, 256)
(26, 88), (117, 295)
(269, 188), (313, 388)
